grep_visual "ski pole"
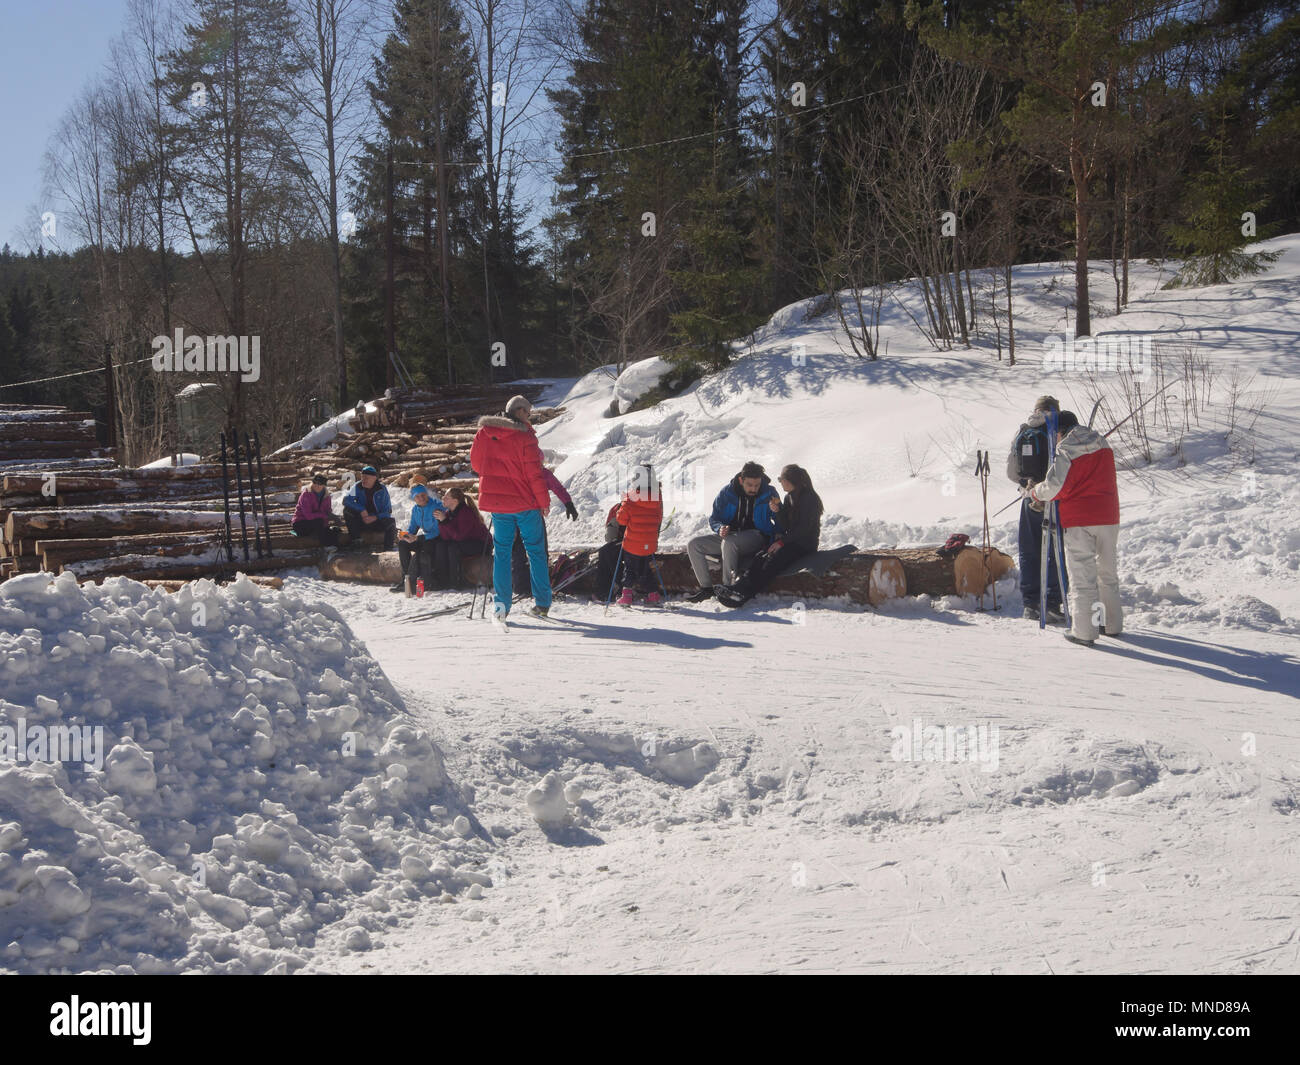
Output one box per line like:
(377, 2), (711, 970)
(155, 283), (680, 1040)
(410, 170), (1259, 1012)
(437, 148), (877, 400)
(991, 493), (1023, 519)
(232, 433), (251, 563)
(603, 542), (625, 616)
(244, 432), (265, 559)
(219, 432), (234, 563)
(1086, 396), (1105, 428)
(471, 515), (493, 619)
(253, 430), (273, 557)
(1102, 378), (1178, 439)
(1039, 410), (1057, 631)
(651, 556), (668, 598)
(1052, 500), (1071, 628)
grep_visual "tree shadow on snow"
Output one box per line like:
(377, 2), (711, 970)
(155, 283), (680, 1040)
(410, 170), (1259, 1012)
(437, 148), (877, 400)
(1098, 629), (1300, 699)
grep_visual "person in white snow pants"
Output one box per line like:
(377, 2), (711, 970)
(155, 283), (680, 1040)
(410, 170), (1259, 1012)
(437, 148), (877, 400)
(1061, 524), (1122, 642)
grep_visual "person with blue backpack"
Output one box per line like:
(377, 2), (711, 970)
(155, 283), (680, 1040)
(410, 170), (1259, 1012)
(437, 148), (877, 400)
(684, 461), (783, 603)
(390, 484), (447, 593)
(1007, 396), (1067, 620)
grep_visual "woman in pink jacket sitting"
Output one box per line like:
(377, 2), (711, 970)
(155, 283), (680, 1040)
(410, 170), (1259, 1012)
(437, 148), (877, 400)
(292, 474), (340, 546)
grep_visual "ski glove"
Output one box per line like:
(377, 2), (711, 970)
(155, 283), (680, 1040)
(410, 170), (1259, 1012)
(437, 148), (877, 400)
(564, 501), (579, 521)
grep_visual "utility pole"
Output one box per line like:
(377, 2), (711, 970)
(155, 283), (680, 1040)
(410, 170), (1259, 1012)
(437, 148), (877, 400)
(385, 138), (396, 390)
(103, 339), (118, 458)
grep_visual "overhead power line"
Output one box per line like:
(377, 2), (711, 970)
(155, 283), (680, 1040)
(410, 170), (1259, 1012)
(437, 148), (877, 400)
(0, 354), (156, 390)
(393, 82), (907, 172)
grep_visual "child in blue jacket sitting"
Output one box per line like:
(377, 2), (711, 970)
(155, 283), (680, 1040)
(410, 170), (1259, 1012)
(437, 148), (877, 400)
(392, 484), (447, 593)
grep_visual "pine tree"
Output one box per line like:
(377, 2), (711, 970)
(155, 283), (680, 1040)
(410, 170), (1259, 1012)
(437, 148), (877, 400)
(547, 0), (760, 376)
(1165, 130), (1279, 287)
(351, 0), (483, 388)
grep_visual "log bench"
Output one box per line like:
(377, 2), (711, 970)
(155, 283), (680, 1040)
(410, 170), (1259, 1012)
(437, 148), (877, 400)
(318, 544), (1014, 605)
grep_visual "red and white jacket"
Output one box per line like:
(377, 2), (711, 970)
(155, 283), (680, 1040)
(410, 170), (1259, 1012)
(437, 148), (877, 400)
(1030, 425), (1120, 528)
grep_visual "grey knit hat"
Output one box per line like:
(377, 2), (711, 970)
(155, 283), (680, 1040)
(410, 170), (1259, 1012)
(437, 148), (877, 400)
(1033, 395), (1060, 413)
(506, 395), (532, 417)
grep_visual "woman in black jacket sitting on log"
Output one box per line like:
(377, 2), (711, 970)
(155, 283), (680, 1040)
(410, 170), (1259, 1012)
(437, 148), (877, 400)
(716, 464), (823, 607)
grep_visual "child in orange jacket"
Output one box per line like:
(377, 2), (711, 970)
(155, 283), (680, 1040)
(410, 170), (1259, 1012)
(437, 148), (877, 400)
(596, 464), (664, 605)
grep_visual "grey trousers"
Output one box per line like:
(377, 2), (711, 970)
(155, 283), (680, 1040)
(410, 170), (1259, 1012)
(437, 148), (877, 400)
(687, 529), (767, 588)
(1063, 523), (1122, 640)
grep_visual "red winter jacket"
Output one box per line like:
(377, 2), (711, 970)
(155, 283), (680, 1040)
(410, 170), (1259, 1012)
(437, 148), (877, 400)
(616, 489), (663, 557)
(1030, 425), (1120, 528)
(469, 415), (550, 514)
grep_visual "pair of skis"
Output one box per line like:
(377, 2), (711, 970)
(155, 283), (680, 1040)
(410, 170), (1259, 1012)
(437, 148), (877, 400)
(1038, 410), (1071, 631)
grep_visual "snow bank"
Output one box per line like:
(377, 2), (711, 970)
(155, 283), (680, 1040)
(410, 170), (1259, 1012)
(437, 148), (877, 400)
(0, 572), (490, 973)
(532, 235), (1300, 634)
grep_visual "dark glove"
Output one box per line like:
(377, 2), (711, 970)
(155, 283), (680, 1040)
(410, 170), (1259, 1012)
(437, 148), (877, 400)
(564, 501), (579, 521)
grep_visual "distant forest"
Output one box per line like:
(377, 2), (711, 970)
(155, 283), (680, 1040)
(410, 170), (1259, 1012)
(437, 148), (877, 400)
(1, 0), (1296, 461)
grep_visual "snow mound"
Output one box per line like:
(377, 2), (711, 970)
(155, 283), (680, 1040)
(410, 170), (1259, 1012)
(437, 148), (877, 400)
(0, 573), (487, 973)
(1008, 739), (1162, 806)
(613, 357), (674, 414)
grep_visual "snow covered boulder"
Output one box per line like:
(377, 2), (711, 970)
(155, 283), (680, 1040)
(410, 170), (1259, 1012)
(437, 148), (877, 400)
(613, 357), (676, 414)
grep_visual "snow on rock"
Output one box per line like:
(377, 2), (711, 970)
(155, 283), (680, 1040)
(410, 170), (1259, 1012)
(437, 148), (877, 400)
(613, 357), (675, 414)
(0, 572), (482, 974)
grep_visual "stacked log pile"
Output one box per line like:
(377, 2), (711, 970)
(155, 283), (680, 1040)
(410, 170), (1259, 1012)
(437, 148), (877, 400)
(364, 383), (549, 430)
(0, 403), (112, 463)
(0, 460), (310, 583)
(2, 388), (566, 585)
(278, 384), (563, 498)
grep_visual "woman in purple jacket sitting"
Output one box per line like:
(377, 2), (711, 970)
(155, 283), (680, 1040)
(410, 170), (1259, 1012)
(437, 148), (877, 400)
(292, 474), (340, 546)
(432, 486), (490, 587)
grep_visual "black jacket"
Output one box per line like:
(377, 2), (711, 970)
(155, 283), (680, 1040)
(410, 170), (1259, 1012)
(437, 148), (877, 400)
(777, 490), (822, 552)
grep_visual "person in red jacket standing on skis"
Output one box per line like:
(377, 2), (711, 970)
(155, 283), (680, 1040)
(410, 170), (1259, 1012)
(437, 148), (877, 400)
(1028, 409), (1122, 646)
(469, 395), (553, 618)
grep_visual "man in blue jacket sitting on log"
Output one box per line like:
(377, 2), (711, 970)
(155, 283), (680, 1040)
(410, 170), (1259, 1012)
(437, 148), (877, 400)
(342, 464), (396, 551)
(684, 461), (782, 603)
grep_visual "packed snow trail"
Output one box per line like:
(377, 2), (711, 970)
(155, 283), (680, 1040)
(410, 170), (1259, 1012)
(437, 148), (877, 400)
(292, 578), (1300, 974)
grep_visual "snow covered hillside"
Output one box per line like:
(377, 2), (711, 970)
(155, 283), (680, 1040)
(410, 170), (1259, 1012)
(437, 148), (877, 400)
(537, 235), (1300, 631)
(4, 237), (1298, 974)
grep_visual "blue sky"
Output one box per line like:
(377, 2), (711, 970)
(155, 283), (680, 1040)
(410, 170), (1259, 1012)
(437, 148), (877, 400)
(0, 0), (132, 249)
